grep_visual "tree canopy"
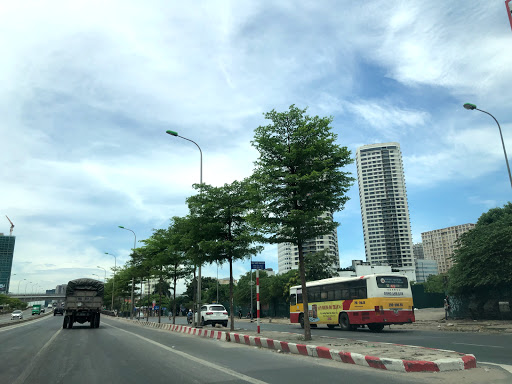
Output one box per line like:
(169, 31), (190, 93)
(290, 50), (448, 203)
(449, 202), (512, 295)
(249, 105), (354, 340)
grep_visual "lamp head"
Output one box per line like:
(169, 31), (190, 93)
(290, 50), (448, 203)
(118, 225), (125, 229)
(463, 103), (477, 110)
(166, 130), (178, 136)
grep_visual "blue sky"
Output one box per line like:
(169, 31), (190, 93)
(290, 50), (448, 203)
(2, 1), (511, 294)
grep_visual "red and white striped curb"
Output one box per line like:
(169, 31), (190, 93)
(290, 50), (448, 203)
(226, 332), (477, 372)
(117, 319), (476, 372)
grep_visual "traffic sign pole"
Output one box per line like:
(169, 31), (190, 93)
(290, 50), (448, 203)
(256, 269), (260, 334)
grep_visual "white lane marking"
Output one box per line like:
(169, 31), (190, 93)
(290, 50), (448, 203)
(479, 362), (512, 373)
(104, 322), (268, 384)
(453, 342), (505, 349)
(12, 328), (62, 384)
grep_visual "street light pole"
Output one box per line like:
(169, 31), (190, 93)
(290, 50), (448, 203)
(25, 281), (31, 295)
(97, 266), (107, 283)
(18, 279), (26, 294)
(6, 273), (15, 294)
(166, 130), (203, 326)
(105, 252), (117, 311)
(463, 103), (512, 189)
(119, 225), (137, 320)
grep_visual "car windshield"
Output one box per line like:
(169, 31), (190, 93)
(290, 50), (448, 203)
(13, 310), (22, 314)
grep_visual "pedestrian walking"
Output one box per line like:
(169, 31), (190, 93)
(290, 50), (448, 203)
(444, 296), (451, 320)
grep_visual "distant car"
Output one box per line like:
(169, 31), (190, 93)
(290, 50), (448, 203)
(199, 304), (228, 327)
(41, 308), (45, 313)
(11, 310), (23, 320)
(54, 307), (64, 316)
(48, 304), (53, 308)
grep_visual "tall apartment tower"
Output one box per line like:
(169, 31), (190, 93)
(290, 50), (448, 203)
(0, 233), (16, 294)
(421, 223), (475, 274)
(356, 143), (415, 275)
(277, 213), (340, 274)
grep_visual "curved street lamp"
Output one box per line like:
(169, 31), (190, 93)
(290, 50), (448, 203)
(105, 252), (117, 310)
(463, 103), (512, 189)
(97, 266), (107, 283)
(166, 130), (203, 326)
(118, 225), (137, 319)
(25, 281), (32, 295)
(18, 278), (26, 294)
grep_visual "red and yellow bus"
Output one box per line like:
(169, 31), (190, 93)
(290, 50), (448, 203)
(289, 274), (415, 332)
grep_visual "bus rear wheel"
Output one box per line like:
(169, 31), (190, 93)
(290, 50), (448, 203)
(339, 313), (351, 331)
(368, 323), (385, 332)
(299, 314), (304, 329)
(327, 324), (336, 329)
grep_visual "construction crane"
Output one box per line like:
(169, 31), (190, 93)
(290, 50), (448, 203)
(5, 215), (14, 236)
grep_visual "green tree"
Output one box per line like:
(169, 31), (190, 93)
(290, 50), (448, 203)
(249, 105), (354, 340)
(423, 273), (447, 293)
(247, 105), (354, 340)
(304, 250), (338, 281)
(449, 203), (512, 295)
(187, 180), (263, 331)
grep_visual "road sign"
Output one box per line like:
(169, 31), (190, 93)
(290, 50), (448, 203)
(251, 261), (265, 270)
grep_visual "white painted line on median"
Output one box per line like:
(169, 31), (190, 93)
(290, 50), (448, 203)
(479, 362), (512, 374)
(104, 322), (269, 384)
(453, 342), (505, 349)
(12, 328), (62, 384)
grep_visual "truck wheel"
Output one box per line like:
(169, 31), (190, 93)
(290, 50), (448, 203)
(90, 314), (96, 328)
(95, 314), (100, 328)
(63, 316), (69, 329)
(68, 316), (73, 329)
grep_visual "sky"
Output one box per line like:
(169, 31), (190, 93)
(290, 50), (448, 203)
(1, 1), (511, 295)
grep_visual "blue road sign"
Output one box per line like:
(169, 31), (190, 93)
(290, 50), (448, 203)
(251, 261), (265, 270)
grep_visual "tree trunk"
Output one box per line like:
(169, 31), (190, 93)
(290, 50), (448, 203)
(298, 239), (311, 340)
(192, 266), (197, 327)
(229, 256), (235, 331)
(172, 264), (177, 325)
(158, 271), (162, 324)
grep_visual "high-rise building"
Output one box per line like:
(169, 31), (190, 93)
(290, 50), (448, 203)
(0, 233), (16, 294)
(421, 223), (475, 274)
(415, 259), (438, 283)
(356, 143), (415, 278)
(277, 213), (340, 274)
(413, 243), (424, 260)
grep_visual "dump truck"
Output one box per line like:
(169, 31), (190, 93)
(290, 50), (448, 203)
(32, 304), (41, 315)
(63, 278), (104, 329)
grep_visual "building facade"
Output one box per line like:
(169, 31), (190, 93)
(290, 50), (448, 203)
(415, 259), (438, 283)
(421, 223), (475, 274)
(413, 243), (424, 260)
(277, 213), (340, 274)
(0, 233), (16, 294)
(355, 143), (415, 279)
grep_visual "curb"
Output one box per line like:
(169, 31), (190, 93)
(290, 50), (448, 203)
(115, 318), (477, 372)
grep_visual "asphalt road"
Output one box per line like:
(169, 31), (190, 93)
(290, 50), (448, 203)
(3, 314), (509, 384)
(142, 315), (512, 367)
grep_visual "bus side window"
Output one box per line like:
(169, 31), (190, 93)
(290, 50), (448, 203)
(342, 289), (349, 299)
(297, 293), (302, 303)
(290, 294), (296, 305)
(358, 287), (367, 299)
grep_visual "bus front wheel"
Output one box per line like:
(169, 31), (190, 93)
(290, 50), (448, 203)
(339, 313), (351, 331)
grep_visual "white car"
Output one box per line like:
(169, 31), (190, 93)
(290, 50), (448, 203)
(199, 304), (228, 327)
(11, 310), (23, 320)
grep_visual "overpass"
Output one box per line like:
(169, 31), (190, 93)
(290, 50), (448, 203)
(7, 293), (66, 302)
